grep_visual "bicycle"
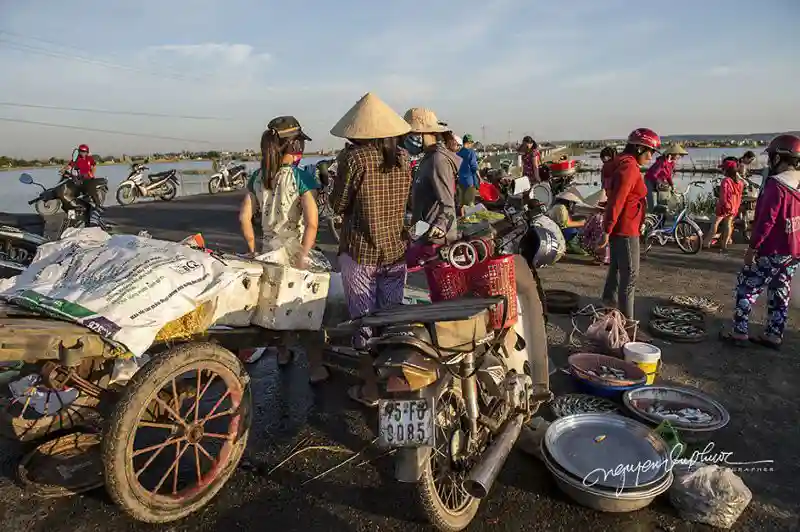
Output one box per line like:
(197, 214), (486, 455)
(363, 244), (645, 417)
(641, 181), (706, 255)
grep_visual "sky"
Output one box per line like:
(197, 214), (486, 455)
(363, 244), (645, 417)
(0, 0), (798, 158)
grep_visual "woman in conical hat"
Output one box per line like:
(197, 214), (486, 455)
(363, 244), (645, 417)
(329, 92), (413, 407)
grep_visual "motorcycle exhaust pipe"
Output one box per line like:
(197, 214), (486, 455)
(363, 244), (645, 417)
(463, 413), (525, 499)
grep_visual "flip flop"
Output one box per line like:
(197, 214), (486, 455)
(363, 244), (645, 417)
(719, 331), (749, 347)
(347, 385), (378, 408)
(749, 335), (782, 351)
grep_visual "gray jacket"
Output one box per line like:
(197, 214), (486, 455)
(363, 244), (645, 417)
(411, 145), (462, 244)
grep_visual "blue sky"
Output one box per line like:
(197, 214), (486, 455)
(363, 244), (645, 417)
(0, 0), (798, 157)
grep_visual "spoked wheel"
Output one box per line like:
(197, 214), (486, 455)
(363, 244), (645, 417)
(159, 181), (177, 201)
(208, 176), (222, 195)
(640, 216), (658, 255)
(116, 184), (137, 206)
(417, 387), (480, 531)
(675, 221), (702, 254)
(103, 343), (251, 523)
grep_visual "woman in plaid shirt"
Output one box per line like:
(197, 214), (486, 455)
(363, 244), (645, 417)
(329, 92), (414, 407)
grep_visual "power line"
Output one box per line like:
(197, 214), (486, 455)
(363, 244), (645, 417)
(0, 37), (203, 82)
(0, 116), (242, 145)
(0, 102), (232, 121)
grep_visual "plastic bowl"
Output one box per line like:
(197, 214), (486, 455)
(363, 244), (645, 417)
(572, 375), (645, 399)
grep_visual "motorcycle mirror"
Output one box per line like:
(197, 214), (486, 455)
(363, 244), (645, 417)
(19, 173), (34, 185)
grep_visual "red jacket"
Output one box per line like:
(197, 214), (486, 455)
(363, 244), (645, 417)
(68, 155), (96, 178)
(603, 154), (647, 236)
(750, 171), (800, 257)
(715, 177), (744, 217)
(644, 156), (675, 187)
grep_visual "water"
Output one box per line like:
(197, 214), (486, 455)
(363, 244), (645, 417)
(0, 156), (329, 214)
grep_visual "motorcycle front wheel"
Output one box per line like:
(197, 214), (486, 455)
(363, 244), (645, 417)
(34, 198), (61, 216)
(208, 176), (222, 195)
(416, 386), (480, 532)
(116, 183), (138, 206)
(159, 181), (177, 201)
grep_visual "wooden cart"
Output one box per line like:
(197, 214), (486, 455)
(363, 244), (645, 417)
(0, 301), (279, 524)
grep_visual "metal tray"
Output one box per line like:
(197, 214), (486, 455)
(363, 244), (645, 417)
(544, 413), (672, 491)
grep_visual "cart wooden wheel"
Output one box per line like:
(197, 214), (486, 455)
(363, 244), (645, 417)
(102, 342), (251, 523)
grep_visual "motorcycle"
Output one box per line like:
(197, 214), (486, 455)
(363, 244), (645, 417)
(116, 164), (179, 205)
(20, 172), (111, 239)
(332, 205), (551, 531)
(208, 160), (247, 194)
(0, 224), (47, 278)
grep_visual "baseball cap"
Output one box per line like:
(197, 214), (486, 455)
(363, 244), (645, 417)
(266, 116), (312, 141)
(462, 134), (474, 144)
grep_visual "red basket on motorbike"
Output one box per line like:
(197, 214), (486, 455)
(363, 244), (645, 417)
(468, 255), (518, 330)
(424, 264), (470, 302)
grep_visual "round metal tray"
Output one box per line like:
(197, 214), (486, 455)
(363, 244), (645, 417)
(622, 385), (730, 431)
(544, 413), (672, 491)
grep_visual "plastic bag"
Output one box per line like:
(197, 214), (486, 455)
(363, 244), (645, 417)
(669, 463), (752, 529)
(585, 308), (630, 351)
(109, 354), (151, 385)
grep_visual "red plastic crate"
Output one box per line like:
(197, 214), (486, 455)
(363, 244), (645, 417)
(424, 264), (470, 302)
(468, 255), (518, 330)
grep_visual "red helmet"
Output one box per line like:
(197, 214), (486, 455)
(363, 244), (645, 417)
(627, 128), (661, 151)
(78, 144), (90, 152)
(720, 159), (739, 172)
(766, 134), (800, 158)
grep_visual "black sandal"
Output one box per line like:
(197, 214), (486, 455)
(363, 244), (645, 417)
(719, 331), (749, 347)
(749, 335), (782, 351)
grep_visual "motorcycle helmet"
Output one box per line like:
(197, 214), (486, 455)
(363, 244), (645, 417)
(78, 144), (90, 153)
(626, 128), (661, 151)
(766, 134), (800, 159)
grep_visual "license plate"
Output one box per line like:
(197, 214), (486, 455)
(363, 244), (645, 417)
(377, 399), (434, 448)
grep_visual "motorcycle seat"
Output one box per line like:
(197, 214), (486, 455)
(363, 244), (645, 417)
(149, 170), (176, 179)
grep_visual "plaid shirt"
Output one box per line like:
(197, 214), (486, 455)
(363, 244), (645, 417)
(331, 144), (411, 266)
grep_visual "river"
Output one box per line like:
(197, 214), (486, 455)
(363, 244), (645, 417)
(0, 148), (759, 214)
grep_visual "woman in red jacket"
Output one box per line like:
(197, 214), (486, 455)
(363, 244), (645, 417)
(597, 128), (661, 319)
(704, 159), (744, 252)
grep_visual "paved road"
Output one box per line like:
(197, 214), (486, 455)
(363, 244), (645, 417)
(0, 192), (793, 532)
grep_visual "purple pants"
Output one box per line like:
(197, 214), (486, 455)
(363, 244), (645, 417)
(339, 253), (407, 348)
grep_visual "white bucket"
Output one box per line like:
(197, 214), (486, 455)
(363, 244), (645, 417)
(623, 342), (661, 385)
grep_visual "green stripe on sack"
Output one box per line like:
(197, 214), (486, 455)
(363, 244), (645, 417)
(10, 290), (98, 321)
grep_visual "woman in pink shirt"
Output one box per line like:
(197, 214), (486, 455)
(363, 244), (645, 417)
(644, 144), (688, 211)
(722, 134), (800, 350)
(704, 160), (745, 252)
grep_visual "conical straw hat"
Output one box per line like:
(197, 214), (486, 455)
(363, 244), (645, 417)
(404, 107), (449, 134)
(330, 92), (411, 139)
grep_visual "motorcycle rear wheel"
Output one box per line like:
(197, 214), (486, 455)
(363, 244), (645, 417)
(416, 386), (480, 532)
(159, 181), (177, 201)
(116, 184), (138, 206)
(34, 199), (61, 217)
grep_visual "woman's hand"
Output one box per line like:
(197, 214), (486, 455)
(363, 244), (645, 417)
(595, 233), (610, 252)
(294, 250), (310, 270)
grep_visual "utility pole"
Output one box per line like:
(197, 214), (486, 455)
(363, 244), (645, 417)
(507, 130), (512, 148)
(481, 125), (486, 146)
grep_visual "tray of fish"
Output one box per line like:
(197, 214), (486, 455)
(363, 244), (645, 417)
(550, 394), (620, 418)
(622, 386), (729, 431)
(650, 305), (705, 323)
(647, 318), (708, 343)
(568, 353), (647, 387)
(668, 295), (721, 314)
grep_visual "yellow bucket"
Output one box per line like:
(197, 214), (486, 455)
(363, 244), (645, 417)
(623, 342), (661, 385)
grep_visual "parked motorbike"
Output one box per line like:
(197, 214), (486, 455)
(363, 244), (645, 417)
(116, 164), (179, 205)
(208, 161), (247, 194)
(332, 206), (551, 531)
(20, 172), (111, 239)
(0, 224), (47, 278)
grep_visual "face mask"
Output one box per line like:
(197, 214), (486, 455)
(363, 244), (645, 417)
(404, 135), (423, 156)
(290, 153), (303, 166)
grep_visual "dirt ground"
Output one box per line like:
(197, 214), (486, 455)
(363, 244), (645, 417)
(1, 195), (799, 531)
(538, 244), (800, 531)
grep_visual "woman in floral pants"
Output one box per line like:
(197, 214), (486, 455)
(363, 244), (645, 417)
(722, 134), (800, 350)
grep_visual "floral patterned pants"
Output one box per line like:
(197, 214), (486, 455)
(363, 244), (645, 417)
(733, 255), (800, 338)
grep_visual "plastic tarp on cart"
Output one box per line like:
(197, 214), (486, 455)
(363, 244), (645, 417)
(0, 228), (243, 356)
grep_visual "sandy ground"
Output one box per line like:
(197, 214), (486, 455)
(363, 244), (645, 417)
(0, 192), (798, 531)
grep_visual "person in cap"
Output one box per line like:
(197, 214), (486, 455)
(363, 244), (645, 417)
(518, 135), (541, 184)
(644, 143), (687, 212)
(739, 150), (757, 176)
(328, 92), (413, 406)
(238, 116), (329, 383)
(456, 133), (480, 214)
(404, 107), (462, 245)
(547, 187), (589, 256)
(721, 134), (800, 350)
(598, 127), (661, 319)
(704, 159), (744, 252)
(599, 146), (617, 191)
